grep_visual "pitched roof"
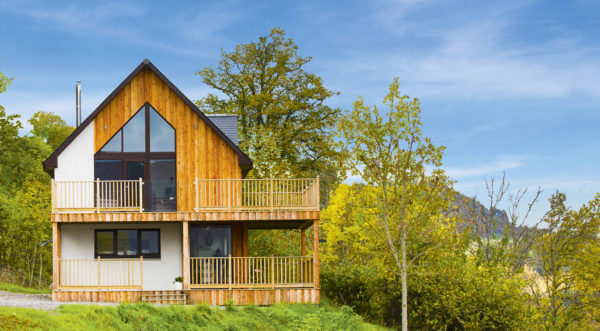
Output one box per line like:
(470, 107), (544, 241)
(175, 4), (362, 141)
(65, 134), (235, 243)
(206, 114), (239, 146)
(43, 59), (253, 175)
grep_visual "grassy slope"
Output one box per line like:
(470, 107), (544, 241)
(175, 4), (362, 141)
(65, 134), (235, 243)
(0, 302), (388, 331)
(0, 282), (50, 295)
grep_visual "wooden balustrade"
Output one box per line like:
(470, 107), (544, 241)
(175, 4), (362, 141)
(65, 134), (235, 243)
(189, 256), (314, 289)
(58, 257), (143, 289)
(194, 178), (320, 211)
(51, 179), (143, 213)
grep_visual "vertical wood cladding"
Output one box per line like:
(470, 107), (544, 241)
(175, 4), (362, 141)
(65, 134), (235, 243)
(93, 69), (242, 212)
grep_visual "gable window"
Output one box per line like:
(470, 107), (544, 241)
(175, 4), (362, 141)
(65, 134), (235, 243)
(95, 229), (160, 258)
(95, 103), (176, 212)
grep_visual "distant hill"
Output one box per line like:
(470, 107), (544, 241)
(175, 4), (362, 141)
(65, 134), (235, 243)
(452, 193), (510, 237)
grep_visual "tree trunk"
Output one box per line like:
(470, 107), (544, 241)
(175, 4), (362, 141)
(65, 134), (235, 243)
(401, 226), (408, 331)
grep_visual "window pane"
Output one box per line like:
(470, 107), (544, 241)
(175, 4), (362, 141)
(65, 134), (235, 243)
(125, 161), (144, 180)
(96, 231), (114, 255)
(149, 107), (175, 152)
(141, 230), (159, 255)
(95, 160), (122, 180)
(117, 230), (138, 256)
(100, 131), (122, 152)
(150, 159), (176, 212)
(190, 225), (231, 257)
(123, 107), (146, 152)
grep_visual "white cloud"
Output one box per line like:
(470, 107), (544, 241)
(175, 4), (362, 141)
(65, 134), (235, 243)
(444, 158), (523, 178)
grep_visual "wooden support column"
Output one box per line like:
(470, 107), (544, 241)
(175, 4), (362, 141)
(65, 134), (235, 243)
(313, 220), (320, 289)
(52, 222), (61, 292)
(242, 223), (248, 257)
(301, 228), (307, 257)
(182, 221), (190, 290)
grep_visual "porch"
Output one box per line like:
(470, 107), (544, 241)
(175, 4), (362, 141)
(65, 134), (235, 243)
(52, 220), (320, 305)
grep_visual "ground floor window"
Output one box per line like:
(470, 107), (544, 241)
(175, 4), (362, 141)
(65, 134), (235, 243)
(94, 229), (160, 258)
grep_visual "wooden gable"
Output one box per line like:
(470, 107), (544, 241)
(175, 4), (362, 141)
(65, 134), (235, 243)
(44, 60), (252, 212)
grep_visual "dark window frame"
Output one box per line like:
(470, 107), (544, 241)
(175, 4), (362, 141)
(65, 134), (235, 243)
(94, 102), (177, 211)
(94, 228), (161, 259)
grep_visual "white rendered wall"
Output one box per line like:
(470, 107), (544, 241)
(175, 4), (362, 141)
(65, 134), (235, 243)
(60, 222), (182, 291)
(54, 123), (94, 181)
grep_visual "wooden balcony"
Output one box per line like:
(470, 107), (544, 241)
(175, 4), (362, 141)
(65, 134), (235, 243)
(50, 178), (320, 223)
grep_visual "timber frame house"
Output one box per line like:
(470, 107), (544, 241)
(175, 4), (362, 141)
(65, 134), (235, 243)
(43, 59), (321, 305)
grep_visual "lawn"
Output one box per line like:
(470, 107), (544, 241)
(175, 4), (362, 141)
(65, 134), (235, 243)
(0, 282), (50, 295)
(0, 302), (387, 330)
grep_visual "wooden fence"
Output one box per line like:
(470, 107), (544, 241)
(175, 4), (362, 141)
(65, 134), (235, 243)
(194, 178), (320, 211)
(51, 179), (143, 213)
(58, 257), (143, 289)
(189, 256), (314, 289)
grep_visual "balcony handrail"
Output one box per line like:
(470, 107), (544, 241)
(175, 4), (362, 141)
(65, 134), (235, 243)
(58, 257), (143, 289)
(194, 177), (320, 212)
(189, 255), (314, 289)
(51, 179), (143, 213)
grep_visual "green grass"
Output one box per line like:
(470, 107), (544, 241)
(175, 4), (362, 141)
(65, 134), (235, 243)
(0, 282), (50, 295)
(0, 302), (388, 331)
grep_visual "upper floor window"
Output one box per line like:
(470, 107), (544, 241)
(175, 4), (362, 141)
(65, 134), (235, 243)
(95, 103), (176, 212)
(99, 104), (175, 153)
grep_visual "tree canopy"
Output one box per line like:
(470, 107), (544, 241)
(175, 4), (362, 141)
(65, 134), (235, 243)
(196, 28), (345, 203)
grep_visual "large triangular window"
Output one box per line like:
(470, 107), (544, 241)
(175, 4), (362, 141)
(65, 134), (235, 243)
(99, 104), (174, 153)
(95, 103), (176, 212)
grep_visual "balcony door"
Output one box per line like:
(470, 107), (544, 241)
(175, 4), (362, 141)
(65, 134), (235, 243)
(94, 103), (176, 212)
(190, 225), (231, 258)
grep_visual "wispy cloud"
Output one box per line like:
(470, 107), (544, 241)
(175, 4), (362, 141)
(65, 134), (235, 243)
(0, 1), (244, 57)
(321, 0), (600, 102)
(444, 157), (525, 178)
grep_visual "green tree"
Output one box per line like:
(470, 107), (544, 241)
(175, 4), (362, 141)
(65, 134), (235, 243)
(321, 183), (538, 329)
(28, 111), (74, 150)
(196, 28), (345, 203)
(338, 78), (452, 330)
(531, 192), (600, 330)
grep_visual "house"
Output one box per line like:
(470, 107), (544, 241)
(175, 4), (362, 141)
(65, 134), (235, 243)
(43, 59), (321, 305)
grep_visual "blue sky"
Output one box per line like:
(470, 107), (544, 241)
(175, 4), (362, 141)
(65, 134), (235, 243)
(1, 0), (598, 223)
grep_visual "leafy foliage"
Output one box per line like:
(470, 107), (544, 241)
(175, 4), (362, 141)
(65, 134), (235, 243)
(196, 28), (346, 203)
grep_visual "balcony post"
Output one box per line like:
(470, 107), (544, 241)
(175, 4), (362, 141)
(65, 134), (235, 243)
(228, 254), (232, 290)
(140, 256), (144, 290)
(182, 221), (190, 290)
(316, 176), (320, 209)
(313, 220), (320, 289)
(95, 178), (100, 213)
(138, 178), (143, 213)
(97, 256), (101, 289)
(271, 255), (276, 289)
(52, 222), (61, 292)
(301, 228), (306, 284)
(194, 178), (199, 212)
(270, 178), (274, 211)
(227, 177), (231, 211)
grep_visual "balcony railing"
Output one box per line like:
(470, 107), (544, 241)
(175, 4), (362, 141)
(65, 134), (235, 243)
(189, 256), (314, 289)
(58, 257), (143, 289)
(52, 178), (320, 213)
(51, 179), (143, 213)
(194, 178), (320, 211)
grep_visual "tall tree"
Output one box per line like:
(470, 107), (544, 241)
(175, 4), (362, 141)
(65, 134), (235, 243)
(28, 111), (74, 150)
(338, 78), (451, 331)
(196, 28), (345, 203)
(530, 192), (600, 329)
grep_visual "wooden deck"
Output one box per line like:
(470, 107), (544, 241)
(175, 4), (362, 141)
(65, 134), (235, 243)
(52, 288), (320, 305)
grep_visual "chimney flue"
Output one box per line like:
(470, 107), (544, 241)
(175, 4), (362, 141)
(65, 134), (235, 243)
(75, 81), (81, 127)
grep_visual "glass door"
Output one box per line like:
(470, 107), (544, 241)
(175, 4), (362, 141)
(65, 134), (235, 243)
(190, 225), (231, 257)
(125, 160), (145, 210)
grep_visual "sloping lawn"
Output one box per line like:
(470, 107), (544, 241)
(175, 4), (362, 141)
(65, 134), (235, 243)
(0, 302), (387, 330)
(0, 283), (50, 295)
